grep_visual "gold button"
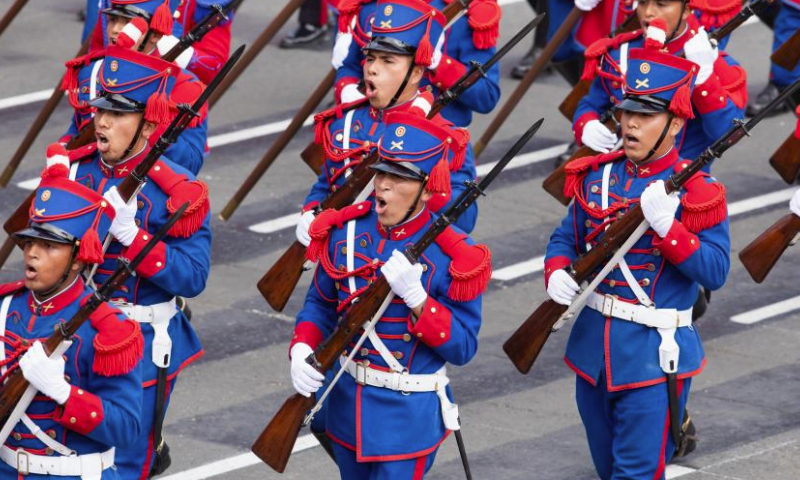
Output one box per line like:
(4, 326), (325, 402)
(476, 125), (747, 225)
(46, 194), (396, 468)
(393, 351), (404, 360)
(588, 201), (596, 208)
(719, 96), (724, 102)
(64, 375), (71, 382)
(653, 249), (661, 256)
(609, 280), (616, 287)
(353, 125), (360, 133)
(77, 389), (84, 395)
(137, 201), (145, 209)
(612, 81), (619, 88)
(701, 91), (707, 97)
(156, 262), (163, 268)
(446, 58), (452, 64)
(690, 239), (696, 245)
(330, 167), (336, 175)
(45, 447), (54, 456)
(671, 240), (678, 246)
(647, 263), (656, 272)
(142, 235), (149, 241)
(440, 332), (446, 338)
(335, 282), (340, 290)
(360, 239), (367, 248)
(331, 185), (338, 192)
(591, 185), (599, 193)
(342, 247), (348, 255)
(422, 264), (428, 272)
(154, 166), (161, 172)
(362, 359), (370, 367)
(360, 348), (369, 356)
(48, 430), (56, 439)
(431, 307), (437, 313)
(642, 278), (650, 286)
(338, 264), (346, 271)
(70, 417), (77, 424)
(135, 219), (141, 227)
(372, 258), (379, 264)
(609, 179), (616, 187)
(436, 82), (442, 88)
(13, 433), (21, 441)
(417, 332), (423, 338)
(403, 333), (411, 342)
(90, 412), (97, 419)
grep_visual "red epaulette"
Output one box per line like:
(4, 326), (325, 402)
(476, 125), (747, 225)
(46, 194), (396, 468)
(147, 160), (210, 238)
(336, 0), (372, 33)
(434, 226), (492, 302)
(690, 0), (741, 30)
(461, 0), (502, 49)
(306, 201), (371, 264)
(563, 150), (626, 199)
(674, 160), (727, 233)
(86, 301), (144, 377)
(68, 143), (98, 164)
(581, 29), (643, 81)
(0, 280), (26, 299)
(62, 50), (106, 109)
(715, 53), (748, 109)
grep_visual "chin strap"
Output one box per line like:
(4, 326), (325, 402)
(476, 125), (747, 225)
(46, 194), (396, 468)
(385, 61), (416, 111)
(641, 112), (674, 163)
(665, 3), (688, 44)
(120, 115), (147, 161)
(387, 179), (428, 235)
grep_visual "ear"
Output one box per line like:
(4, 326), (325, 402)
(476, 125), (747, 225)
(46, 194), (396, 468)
(420, 187), (433, 205)
(409, 64), (425, 87)
(681, 5), (692, 22)
(141, 119), (158, 141)
(670, 116), (685, 136)
(71, 259), (86, 273)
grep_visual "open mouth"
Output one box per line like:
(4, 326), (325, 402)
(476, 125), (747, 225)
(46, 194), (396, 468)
(365, 80), (378, 100)
(375, 195), (388, 215)
(624, 134), (640, 147)
(96, 132), (110, 153)
(25, 264), (37, 281)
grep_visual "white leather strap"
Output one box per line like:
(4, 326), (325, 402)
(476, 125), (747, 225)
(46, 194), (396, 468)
(586, 292), (692, 328)
(0, 295), (11, 378)
(115, 299), (176, 368)
(69, 162), (80, 181)
(342, 108), (356, 175)
(341, 358), (448, 393)
(20, 415), (75, 457)
(620, 43), (629, 92)
(0, 445), (114, 479)
(89, 59), (104, 109)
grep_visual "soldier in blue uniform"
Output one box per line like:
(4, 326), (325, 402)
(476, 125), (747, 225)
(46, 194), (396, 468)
(545, 43), (730, 479)
(0, 146), (145, 478)
(289, 107), (491, 479)
(61, 0), (210, 175)
(60, 46), (211, 479)
(573, 2), (747, 165)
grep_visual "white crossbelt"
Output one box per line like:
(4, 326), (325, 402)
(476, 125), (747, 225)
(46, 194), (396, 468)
(0, 446), (114, 479)
(340, 357), (449, 393)
(114, 298), (177, 368)
(586, 292), (692, 329)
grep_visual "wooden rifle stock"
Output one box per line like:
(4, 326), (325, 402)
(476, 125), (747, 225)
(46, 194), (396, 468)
(739, 213), (800, 283)
(256, 241), (308, 311)
(0, 37), (90, 187)
(0, 0), (28, 43)
(219, 69), (336, 221)
(771, 27), (800, 72)
(0, 191), (36, 271)
(769, 133), (800, 184)
(250, 393), (315, 472)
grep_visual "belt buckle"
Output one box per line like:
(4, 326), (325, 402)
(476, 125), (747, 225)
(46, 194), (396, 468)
(355, 361), (367, 386)
(601, 294), (615, 318)
(16, 450), (29, 475)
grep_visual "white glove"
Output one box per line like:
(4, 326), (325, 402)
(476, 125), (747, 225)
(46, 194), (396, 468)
(684, 27), (718, 85)
(575, 0), (602, 12)
(547, 269), (581, 306)
(340, 83), (366, 104)
(290, 343), (324, 397)
(790, 189), (800, 217)
(382, 250), (427, 309)
(581, 120), (619, 153)
(103, 187), (139, 246)
(19, 341), (71, 405)
(331, 30), (353, 70)
(295, 210), (316, 247)
(641, 180), (680, 238)
(157, 35), (195, 69)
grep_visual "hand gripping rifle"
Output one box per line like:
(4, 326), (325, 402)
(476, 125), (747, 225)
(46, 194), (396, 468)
(739, 211), (800, 283)
(255, 15), (545, 311)
(250, 119), (544, 473)
(65, 0), (245, 152)
(542, 0), (769, 206)
(0, 202), (188, 440)
(0, 45), (245, 273)
(503, 76), (800, 375)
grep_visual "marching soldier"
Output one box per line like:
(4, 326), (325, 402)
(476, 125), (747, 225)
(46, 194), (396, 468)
(545, 42), (730, 479)
(573, 5), (747, 164)
(0, 147), (144, 478)
(62, 46), (212, 478)
(288, 108), (491, 479)
(62, 0), (210, 175)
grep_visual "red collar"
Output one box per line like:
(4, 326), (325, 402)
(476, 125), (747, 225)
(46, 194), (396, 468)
(377, 208), (431, 241)
(625, 148), (679, 178)
(28, 278), (85, 316)
(369, 93), (420, 120)
(99, 146), (150, 178)
(666, 16), (700, 54)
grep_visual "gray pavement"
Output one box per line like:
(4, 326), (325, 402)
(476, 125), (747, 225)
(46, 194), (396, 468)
(0, 1), (799, 479)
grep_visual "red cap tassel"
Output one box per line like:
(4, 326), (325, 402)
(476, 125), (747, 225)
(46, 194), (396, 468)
(76, 227), (105, 265)
(448, 244), (492, 302)
(581, 57), (600, 82)
(90, 307), (144, 377)
(426, 158), (451, 195)
(145, 91), (172, 125)
(563, 170), (583, 200)
(150, 0), (174, 36)
(337, 0), (362, 33)
(669, 81), (695, 119)
(415, 13), (435, 67)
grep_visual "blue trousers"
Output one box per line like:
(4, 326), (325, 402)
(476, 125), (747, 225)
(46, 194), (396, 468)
(576, 372), (691, 480)
(331, 442), (437, 480)
(771, 3), (800, 88)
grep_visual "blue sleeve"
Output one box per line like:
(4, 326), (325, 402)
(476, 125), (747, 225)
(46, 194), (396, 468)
(163, 119), (208, 176)
(660, 216), (731, 291)
(444, 23), (500, 115)
(82, 363), (143, 447)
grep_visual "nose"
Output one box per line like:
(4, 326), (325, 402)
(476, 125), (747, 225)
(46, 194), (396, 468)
(95, 110), (110, 129)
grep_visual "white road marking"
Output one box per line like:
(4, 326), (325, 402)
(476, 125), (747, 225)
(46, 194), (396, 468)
(0, 89), (55, 111)
(249, 212), (299, 234)
(730, 295), (800, 325)
(158, 434), (319, 480)
(492, 187), (799, 282)
(208, 116), (315, 149)
(665, 465), (698, 478)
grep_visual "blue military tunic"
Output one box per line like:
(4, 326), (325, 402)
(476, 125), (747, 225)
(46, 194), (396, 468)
(770, 0), (800, 89)
(291, 202), (490, 461)
(0, 279), (143, 479)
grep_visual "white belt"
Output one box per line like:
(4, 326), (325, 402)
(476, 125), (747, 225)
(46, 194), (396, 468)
(0, 446), (114, 479)
(340, 357), (449, 393)
(586, 292), (692, 329)
(115, 298), (176, 368)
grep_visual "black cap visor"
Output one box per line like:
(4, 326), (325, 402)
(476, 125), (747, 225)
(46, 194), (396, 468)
(363, 36), (416, 57)
(90, 93), (146, 114)
(616, 94), (670, 114)
(370, 160), (426, 182)
(13, 223), (76, 246)
(102, 5), (152, 21)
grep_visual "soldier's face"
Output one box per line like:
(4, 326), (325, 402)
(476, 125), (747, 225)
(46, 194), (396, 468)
(363, 51), (424, 109)
(636, 0), (691, 38)
(620, 110), (683, 162)
(22, 239), (80, 294)
(374, 172), (432, 227)
(94, 109), (156, 164)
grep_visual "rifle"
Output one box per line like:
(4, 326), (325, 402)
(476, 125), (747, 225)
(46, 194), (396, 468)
(0, 202), (188, 432)
(557, 14), (640, 121)
(473, 8), (582, 158)
(0, 0), (28, 43)
(251, 119), (544, 473)
(208, 0), (306, 108)
(503, 75), (800, 375)
(542, 0), (768, 205)
(292, 0), (485, 192)
(0, 37), (91, 188)
(0, 45), (245, 273)
(65, 0), (244, 152)
(768, 130), (800, 184)
(739, 212), (800, 283)
(771, 26), (800, 72)
(255, 15), (545, 311)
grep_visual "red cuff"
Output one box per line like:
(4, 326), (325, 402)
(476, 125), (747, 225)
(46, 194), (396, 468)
(334, 77), (360, 104)
(408, 297), (452, 349)
(290, 321), (325, 353)
(651, 221), (700, 265)
(691, 73), (728, 115)
(54, 386), (104, 436)
(573, 112), (600, 146)
(303, 201), (320, 213)
(122, 229), (167, 278)
(544, 256), (573, 288)
(428, 55), (468, 91)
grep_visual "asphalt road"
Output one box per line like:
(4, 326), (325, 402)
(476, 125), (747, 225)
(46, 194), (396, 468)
(1, 1), (799, 479)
